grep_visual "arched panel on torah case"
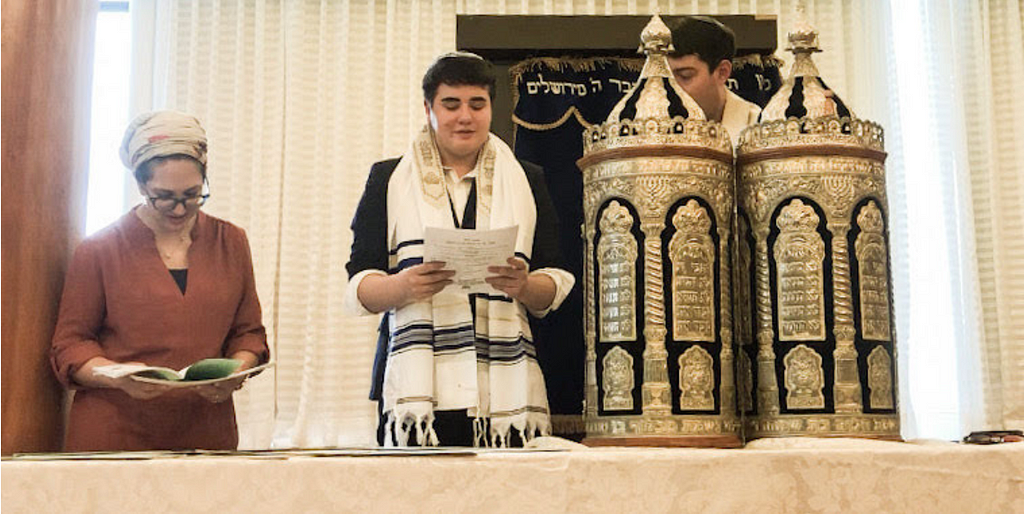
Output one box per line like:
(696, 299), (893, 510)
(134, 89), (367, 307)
(848, 197), (898, 414)
(661, 195), (724, 415)
(593, 198), (646, 417)
(766, 196), (836, 414)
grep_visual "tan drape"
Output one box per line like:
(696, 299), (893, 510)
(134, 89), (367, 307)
(1, 0), (97, 454)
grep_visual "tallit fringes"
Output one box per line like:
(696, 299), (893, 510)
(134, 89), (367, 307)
(415, 413), (440, 447)
(395, 415), (412, 447)
(492, 430), (508, 449)
(473, 417), (487, 448)
(466, 414), (551, 447)
(383, 414), (395, 448)
(517, 425), (530, 445)
(519, 413), (552, 445)
(389, 411), (441, 447)
(426, 423), (439, 447)
(536, 414), (553, 439)
(490, 417), (518, 448)
(415, 418), (425, 446)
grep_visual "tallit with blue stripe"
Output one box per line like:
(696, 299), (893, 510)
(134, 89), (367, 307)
(382, 126), (551, 447)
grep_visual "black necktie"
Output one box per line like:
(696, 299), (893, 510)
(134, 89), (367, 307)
(461, 178), (477, 230)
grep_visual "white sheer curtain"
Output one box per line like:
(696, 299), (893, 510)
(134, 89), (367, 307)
(145, 0), (1022, 446)
(886, 0), (1024, 437)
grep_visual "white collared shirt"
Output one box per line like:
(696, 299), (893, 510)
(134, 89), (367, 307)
(441, 164), (477, 226)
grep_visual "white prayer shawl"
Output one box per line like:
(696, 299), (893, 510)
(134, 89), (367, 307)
(382, 126), (551, 447)
(722, 90), (762, 148)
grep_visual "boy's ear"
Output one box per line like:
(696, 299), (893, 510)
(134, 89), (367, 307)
(714, 59), (733, 83)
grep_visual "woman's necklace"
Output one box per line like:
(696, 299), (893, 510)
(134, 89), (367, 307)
(159, 231), (191, 260)
(140, 207), (195, 262)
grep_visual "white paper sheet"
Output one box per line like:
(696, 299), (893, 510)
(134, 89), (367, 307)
(423, 225), (518, 294)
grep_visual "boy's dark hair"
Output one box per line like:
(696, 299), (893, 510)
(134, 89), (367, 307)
(421, 52), (496, 103)
(134, 154), (207, 184)
(668, 16), (737, 71)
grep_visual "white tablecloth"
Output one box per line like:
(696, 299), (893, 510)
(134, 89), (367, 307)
(3, 439), (1022, 513)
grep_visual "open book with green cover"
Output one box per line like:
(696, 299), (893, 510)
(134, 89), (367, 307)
(93, 359), (273, 387)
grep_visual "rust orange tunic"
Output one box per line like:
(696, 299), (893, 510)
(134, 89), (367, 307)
(51, 208), (269, 451)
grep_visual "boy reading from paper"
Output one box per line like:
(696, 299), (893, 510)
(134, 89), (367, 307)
(346, 52), (574, 447)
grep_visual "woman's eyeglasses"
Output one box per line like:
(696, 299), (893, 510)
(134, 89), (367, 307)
(146, 193), (210, 212)
(144, 179), (211, 212)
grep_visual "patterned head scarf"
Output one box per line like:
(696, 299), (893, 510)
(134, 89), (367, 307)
(119, 110), (208, 172)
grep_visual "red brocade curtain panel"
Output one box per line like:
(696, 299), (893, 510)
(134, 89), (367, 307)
(1, 0), (97, 454)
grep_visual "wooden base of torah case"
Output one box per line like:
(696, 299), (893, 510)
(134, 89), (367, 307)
(733, 22), (901, 440)
(579, 15), (742, 447)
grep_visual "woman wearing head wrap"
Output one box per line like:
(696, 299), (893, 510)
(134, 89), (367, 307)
(50, 111), (269, 451)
